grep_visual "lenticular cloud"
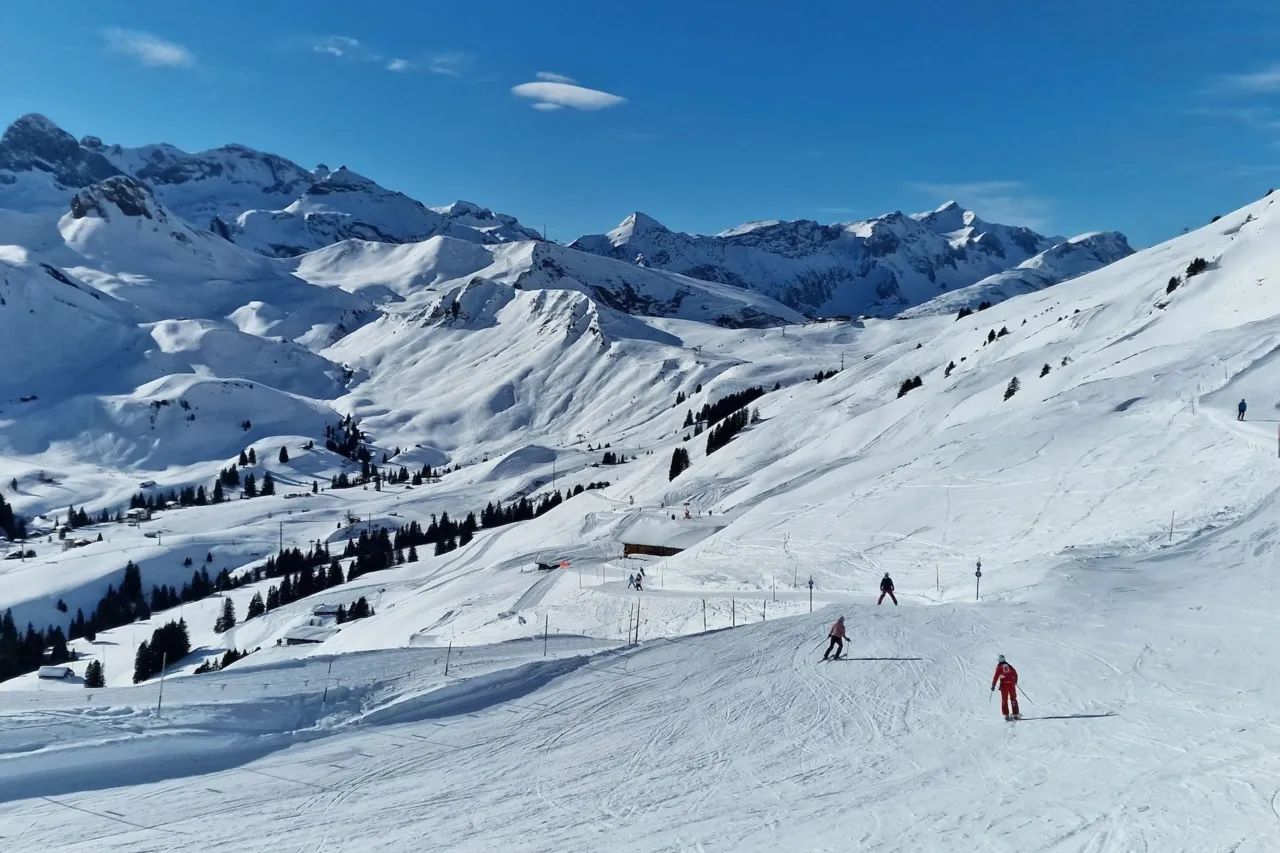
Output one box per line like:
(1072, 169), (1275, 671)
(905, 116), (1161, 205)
(512, 80), (627, 111)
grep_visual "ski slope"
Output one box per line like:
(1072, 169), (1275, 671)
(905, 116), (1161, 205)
(5, 491), (1280, 852)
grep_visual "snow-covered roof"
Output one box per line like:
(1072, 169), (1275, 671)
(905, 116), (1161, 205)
(283, 625), (339, 644)
(618, 514), (725, 551)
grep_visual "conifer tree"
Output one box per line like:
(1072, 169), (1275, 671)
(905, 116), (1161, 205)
(84, 659), (105, 688)
(248, 448), (257, 465)
(278, 446), (289, 464)
(1004, 376), (1021, 401)
(261, 471), (275, 496)
(243, 473), (257, 498)
(246, 592), (265, 620)
(214, 598), (236, 633)
(668, 447), (691, 481)
(133, 640), (152, 683)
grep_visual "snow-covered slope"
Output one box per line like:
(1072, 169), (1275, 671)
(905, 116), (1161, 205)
(0, 114), (540, 256)
(898, 230), (1134, 318)
(572, 203), (1130, 318)
(5, 106), (1280, 850)
(295, 234), (806, 326)
(222, 168), (544, 257)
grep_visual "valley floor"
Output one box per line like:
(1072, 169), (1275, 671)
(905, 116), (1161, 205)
(3, 491), (1279, 853)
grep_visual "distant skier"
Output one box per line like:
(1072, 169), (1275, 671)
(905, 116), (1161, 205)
(1238, 399), (1247, 421)
(878, 572), (898, 606)
(822, 615), (847, 660)
(990, 654), (1021, 720)
(627, 573), (636, 589)
(634, 575), (643, 591)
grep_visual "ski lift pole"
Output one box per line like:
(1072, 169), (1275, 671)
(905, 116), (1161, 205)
(974, 558), (982, 602)
(807, 576), (814, 613)
(321, 658), (334, 709)
(543, 613), (549, 657)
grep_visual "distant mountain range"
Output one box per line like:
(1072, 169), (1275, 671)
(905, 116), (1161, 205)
(0, 113), (1131, 323)
(0, 113), (542, 257)
(571, 205), (1133, 318)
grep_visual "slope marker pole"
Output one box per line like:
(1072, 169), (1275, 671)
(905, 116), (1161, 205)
(156, 652), (168, 719)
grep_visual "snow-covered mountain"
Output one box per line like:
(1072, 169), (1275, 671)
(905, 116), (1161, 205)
(897, 229), (1134, 318)
(572, 202), (1132, 318)
(11, 107), (1280, 851)
(1, 185), (1278, 849)
(294, 234), (805, 326)
(0, 114), (541, 256)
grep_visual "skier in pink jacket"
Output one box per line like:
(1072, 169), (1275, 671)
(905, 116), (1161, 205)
(823, 616), (847, 660)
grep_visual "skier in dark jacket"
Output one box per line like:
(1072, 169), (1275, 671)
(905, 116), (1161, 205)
(878, 572), (897, 606)
(1238, 399), (1247, 421)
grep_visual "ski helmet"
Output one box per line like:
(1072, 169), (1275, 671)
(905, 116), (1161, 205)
(997, 654), (1006, 663)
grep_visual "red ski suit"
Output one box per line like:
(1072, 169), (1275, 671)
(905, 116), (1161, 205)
(991, 662), (1020, 716)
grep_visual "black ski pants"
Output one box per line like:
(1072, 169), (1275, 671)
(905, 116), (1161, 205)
(824, 636), (843, 659)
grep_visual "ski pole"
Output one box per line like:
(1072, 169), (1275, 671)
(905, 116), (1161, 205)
(1017, 685), (1032, 704)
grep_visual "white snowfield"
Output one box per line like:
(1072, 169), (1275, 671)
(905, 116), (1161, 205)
(4, 103), (1280, 849)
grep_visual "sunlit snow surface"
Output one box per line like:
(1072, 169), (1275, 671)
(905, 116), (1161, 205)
(2, 170), (1280, 849)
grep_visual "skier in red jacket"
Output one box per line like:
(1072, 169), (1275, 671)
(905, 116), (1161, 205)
(822, 616), (847, 660)
(991, 655), (1020, 720)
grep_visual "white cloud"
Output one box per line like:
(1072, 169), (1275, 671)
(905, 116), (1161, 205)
(512, 80), (627, 111)
(536, 71), (577, 84)
(908, 181), (1052, 230)
(1193, 106), (1280, 133)
(102, 28), (195, 68)
(1219, 63), (1280, 95)
(305, 38), (471, 77)
(426, 51), (473, 77)
(311, 35), (369, 60)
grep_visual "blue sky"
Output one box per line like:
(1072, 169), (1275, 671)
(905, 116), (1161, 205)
(2, 1), (1279, 245)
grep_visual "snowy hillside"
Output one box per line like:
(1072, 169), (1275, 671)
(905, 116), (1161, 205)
(0, 114), (540, 255)
(4, 102), (1280, 849)
(571, 203), (1131, 318)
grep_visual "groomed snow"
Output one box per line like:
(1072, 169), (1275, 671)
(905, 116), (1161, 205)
(4, 108), (1280, 848)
